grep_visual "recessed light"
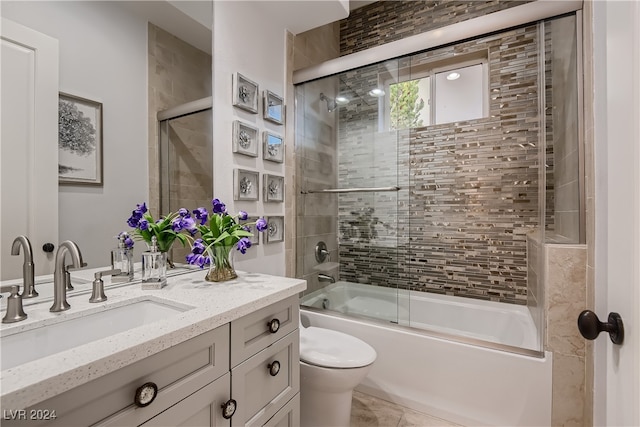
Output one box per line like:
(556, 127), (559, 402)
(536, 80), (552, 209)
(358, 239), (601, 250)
(368, 88), (385, 97)
(335, 96), (349, 105)
(446, 72), (461, 81)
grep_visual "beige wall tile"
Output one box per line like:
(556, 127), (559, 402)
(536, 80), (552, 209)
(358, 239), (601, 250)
(546, 245), (587, 357)
(552, 353), (586, 426)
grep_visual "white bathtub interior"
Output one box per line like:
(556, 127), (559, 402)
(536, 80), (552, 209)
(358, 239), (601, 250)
(301, 281), (540, 351)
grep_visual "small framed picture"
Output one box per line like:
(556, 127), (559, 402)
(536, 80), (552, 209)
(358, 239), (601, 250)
(240, 216), (261, 245)
(263, 132), (284, 163)
(232, 120), (259, 157)
(264, 174), (284, 203)
(265, 216), (284, 243)
(263, 90), (284, 125)
(58, 93), (103, 185)
(233, 169), (259, 201)
(233, 73), (259, 114)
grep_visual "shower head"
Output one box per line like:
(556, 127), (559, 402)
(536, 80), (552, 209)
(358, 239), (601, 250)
(319, 93), (337, 112)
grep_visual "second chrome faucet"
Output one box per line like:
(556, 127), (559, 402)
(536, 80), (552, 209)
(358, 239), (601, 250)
(50, 241), (84, 312)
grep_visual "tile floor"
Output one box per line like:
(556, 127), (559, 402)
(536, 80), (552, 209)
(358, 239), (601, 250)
(350, 391), (462, 427)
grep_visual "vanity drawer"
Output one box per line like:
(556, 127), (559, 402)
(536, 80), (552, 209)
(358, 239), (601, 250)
(140, 373), (230, 427)
(7, 325), (230, 427)
(230, 295), (298, 367)
(231, 331), (299, 427)
(263, 394), (300, 427)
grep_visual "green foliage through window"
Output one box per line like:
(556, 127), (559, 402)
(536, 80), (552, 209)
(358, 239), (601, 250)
(390, 80), (425, 130)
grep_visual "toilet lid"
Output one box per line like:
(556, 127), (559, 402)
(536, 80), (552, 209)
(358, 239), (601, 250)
(299, 327), (377, 368)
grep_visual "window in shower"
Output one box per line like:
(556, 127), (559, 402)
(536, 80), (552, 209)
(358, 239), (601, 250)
(382, 53), (489, 130)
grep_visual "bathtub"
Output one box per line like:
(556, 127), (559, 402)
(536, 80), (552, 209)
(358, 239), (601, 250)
(300, 282), (552, 426)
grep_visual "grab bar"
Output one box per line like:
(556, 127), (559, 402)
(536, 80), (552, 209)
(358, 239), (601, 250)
(301, 186), (400, 194)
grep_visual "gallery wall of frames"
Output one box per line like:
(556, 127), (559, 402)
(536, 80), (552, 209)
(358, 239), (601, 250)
(231, 72), (285, 244)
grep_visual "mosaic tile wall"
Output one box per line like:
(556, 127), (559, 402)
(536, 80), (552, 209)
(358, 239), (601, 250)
(339, 0), (534, 56)
(337, 23), (542, 304)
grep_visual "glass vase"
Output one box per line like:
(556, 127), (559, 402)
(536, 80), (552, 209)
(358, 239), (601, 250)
(205, 246), (237, 282)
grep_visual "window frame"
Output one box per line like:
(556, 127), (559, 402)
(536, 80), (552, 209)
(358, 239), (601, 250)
(379, 51), (490, 131)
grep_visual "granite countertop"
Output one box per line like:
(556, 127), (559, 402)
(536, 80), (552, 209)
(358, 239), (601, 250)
(0, 266), (306, 410)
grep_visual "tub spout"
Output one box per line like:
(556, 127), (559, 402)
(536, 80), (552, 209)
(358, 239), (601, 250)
(318, 273), (336, 284)
(50, 241), (84, 312)
(11, 235), (36, 298)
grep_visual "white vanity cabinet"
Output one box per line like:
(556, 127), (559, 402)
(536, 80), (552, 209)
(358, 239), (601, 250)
(230, 295), (300, 426)
(3, 325), (230, 427)
(4, 295), (300, 427)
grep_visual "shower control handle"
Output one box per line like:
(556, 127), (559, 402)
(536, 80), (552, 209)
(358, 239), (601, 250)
(578, 310), (624, 345)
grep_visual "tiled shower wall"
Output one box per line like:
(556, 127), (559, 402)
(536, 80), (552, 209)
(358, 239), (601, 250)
(338, 24), (541, 304)
(293, 24), (341, 292)
(339, 0), (533, 56)
(148, 24), (212, 218)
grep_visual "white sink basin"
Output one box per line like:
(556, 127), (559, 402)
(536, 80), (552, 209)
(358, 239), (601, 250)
(1, 299), (189, 370)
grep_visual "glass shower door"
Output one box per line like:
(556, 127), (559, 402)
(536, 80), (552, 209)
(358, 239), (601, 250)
(297, 60), (405, 325)
(159, 107), (213, 265)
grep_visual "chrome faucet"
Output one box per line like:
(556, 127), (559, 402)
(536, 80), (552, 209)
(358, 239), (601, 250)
(50, 241), (84, 312)
(11, 235), (36, 298)
(318, 273), (336, 284)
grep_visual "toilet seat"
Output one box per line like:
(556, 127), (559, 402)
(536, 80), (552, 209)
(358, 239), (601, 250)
(300, 326), (377, 368)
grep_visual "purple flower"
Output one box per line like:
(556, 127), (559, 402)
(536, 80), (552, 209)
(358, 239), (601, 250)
(186, 252), (210, 268)
(138, 219), (149, 231)
(212, 198), (226, 214)
(181, 216), (197, 234)
(127, 202), (148, 228)
(255, 217), (268, 232)
(178, 208), (189, 217)
(127, 215), (140, 228)
(236, 237), (252, 254)
(134, 202), (147, 216)
(171, 216), (183, 232)
(192, 239), (206, 254)
(193, 207), (209, 225)
(118, 232), (135, 249)
(238, 210), (248, 221)
(242, 225), (251, 232)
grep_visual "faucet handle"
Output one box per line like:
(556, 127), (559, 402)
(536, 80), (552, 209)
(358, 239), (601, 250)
(65, 262), (88, 290)
(89, 269), (121, 303)
(67, 262), (88, 271)
(0, 285), (27, 323)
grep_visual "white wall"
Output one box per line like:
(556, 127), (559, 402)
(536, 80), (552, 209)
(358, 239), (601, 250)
(211, 2), (348, 277)
(212, 1), (287, 276)
(2, 2), (148, 268)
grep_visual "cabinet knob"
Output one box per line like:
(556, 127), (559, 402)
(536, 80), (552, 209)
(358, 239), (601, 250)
(268, 318), (280, 333)
(221, 399), (237, 419)
(42, 243), (55, 253)
(268, 361), (281, 377)
(134, 382), (158, 407)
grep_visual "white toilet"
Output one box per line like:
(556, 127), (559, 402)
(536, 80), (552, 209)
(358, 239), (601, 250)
(299, 321), (377, 427)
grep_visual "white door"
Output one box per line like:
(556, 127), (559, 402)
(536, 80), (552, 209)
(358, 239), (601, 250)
(593, 1), (640, 426)
(1, 18), (59, 279)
